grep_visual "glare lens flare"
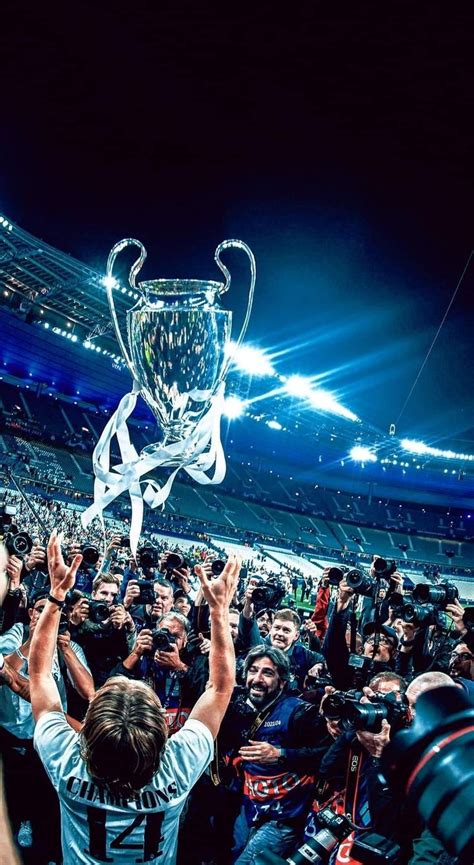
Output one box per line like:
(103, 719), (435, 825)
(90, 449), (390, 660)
(227, 342), (275, 377)
(222, 395), (246, 419)
(401, 439), (474, 462)
(350, 445), (377, 463)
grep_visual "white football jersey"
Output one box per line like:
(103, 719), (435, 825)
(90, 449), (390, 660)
(34, 711), (213, 865)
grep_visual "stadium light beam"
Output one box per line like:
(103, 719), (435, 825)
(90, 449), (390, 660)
(226, 342), (275, 377)
(284, 374), (313, 398)
(102, 275), (119, 290)
(401, 438), (474, 462)
(222, 395), (246, 419)
(350, 445), (377, 463)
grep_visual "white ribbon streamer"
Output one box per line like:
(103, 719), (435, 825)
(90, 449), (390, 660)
(81, 382), (226, 555)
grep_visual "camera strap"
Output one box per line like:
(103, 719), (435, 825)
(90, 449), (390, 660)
(343, 742), (364, 822)
(349, 602), (358, 655)
(210, 701), (276, 787)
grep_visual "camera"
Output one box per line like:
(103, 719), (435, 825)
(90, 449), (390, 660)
(210, 558), (225, 576)
(323, 689), (409, 734)
(322, 689), (362, 720)
(120, 536), (131, 548)
(134, 578), (156, 606)
(58, 610), (70, 635)
(399, 601), (439, 627)
(345, 568), (375, 597)
(161, 551), (188, 574)
(87, 599), (110, 624)
(252, 577), (286, 609)
(343, 691), (410, 734)
(6, 529), (33, 558)
(255, 806), (399, 864)
(80, 544), (100, 567)
(0, 512), (33, 558)
(372, 557), (397, 579)
(326, 566), (345, 586)
(137, 546), (160, 569)
(151, 627), (177, 653)
(382, 686), (474, 863)
(412, 582), (459, 609)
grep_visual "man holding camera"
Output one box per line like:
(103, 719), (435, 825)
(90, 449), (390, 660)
(69, 572), (136, 687)
(109, 610), (208, 734)
(219, 645), (330, 864)
(266, 608), (325, 692)
(323, 573), (400, 690)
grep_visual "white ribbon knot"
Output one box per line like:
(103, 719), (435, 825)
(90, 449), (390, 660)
(81, 381), (226, 555)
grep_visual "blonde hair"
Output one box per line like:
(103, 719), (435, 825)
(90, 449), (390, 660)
(273, 608), (301, 629)
(81, 677), (168, 798)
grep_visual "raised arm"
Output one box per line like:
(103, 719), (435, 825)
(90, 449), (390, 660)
(0, 655), (31, 701)
(29, 530), (83, 721)
(189, 555), (240, 739)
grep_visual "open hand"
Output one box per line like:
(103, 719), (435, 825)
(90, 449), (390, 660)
(48, 530), (82, 599)
(195, 555), (241, 610)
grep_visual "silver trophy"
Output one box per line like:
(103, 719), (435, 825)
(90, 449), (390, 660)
(82, 237), (256, 552)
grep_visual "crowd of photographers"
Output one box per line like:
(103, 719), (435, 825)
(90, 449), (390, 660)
(0, 494), (473, 865)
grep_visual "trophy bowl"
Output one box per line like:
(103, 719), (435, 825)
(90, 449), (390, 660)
(128, 278), (231, 447)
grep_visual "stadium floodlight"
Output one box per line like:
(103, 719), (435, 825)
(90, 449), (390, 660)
(401, 438), (474, 462)
(309, 388), (359, 422)
(267, 419), (282, 430)
(350, 445), (377, 463)
(284, 374), (313, 398)
(222, 395), (246, 419)
(228, 342), (275, 377)
(102, 275), (119, 290)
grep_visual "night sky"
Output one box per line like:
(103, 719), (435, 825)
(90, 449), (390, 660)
(1, 2), (473, 448)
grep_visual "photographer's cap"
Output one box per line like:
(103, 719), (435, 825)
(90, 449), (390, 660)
(362, 621), (399, 648)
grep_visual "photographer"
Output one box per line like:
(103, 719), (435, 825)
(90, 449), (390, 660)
(123, 574), (175, 627)
(69, 572), (136, 687)
(392, 585), (463, 678)
(219, 646), (331, 864)
(0, 588), (93, 863)
(323, 573), (400, 690)
(109, 611), (207, 734)
(309, 671), (413, 864)
(265, 608), (325, 693)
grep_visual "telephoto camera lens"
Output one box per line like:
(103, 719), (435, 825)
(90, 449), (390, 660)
(327, 567), (344, 586)
(211, 559), (225, 576)
(165, 552), (186, 571)
(81, 544), (100, 566)
(382, 686), (474, 864)
(372, 557), (397, 578)
(151, 628), (177, 653)
(412, 582), (459, 608)
(400, 602), (437, 627)
(345, 568), (374, 597)
(138, 546), (159, 569)
(87, 600), (110, 624)
(255, 808), (354, 865)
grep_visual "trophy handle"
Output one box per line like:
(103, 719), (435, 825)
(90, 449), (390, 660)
(105, 238), (147, 375)
(215, 239), (256, 350)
